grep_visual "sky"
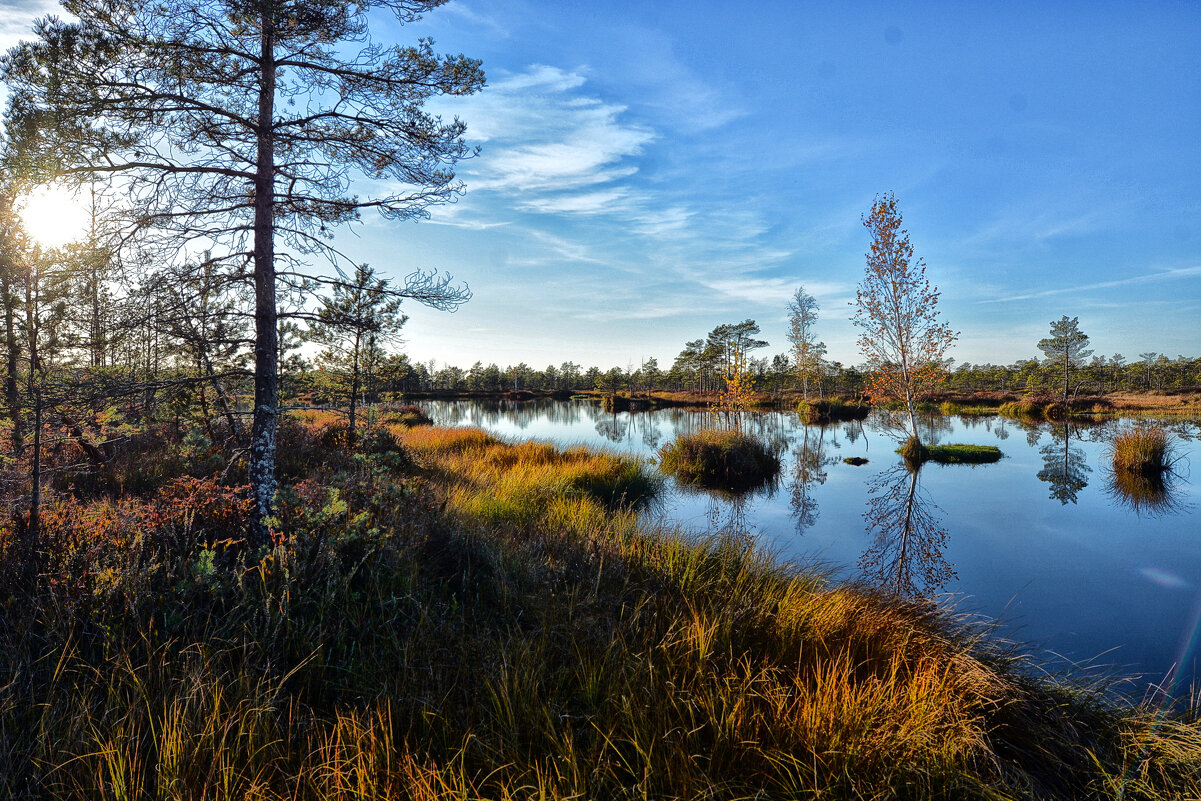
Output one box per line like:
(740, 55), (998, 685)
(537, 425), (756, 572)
(3, 0), (1200, 372)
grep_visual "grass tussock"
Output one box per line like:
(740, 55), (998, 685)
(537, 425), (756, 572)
(1111, 426), (1175, 476)
(797, 396), (870, 423)
(2, 418), (1200, 799)
(999, 399), (1049, 421)
(658, 428), (780, 493)
(382, 403), (434, 427)
(899, 437), (1004, 466)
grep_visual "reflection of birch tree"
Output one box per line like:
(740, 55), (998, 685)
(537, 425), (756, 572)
(790, 427), (838, 534)
(1037, 423), (1091, 504)
(860, 464), (955, 597)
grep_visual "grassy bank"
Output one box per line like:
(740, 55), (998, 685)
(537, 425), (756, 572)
(1, 419), (1199, 798)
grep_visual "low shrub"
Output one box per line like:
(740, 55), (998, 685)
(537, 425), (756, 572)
(659, 429), (780, 493)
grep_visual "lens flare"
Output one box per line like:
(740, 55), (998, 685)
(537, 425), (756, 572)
(18, 186), (91, 248)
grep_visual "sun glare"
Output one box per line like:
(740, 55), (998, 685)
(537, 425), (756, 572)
(18, 186), (92, 248)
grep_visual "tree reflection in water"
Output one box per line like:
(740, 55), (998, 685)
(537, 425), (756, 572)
(1036, 422), (1093, 504)
(790, 426), (838, 535)
(706, 492), (753, 544)
(594, 412), (630, 443)
(859, 463), (956, 597)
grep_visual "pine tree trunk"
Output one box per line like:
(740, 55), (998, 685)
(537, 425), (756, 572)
(2, 275), (22, 454)
(248, 10), (279, 549)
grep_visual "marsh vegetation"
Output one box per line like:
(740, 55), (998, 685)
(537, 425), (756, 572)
(4, 410), (1201, 798)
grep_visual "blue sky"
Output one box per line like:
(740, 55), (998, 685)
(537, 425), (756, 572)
(4, 1), (1200, 372)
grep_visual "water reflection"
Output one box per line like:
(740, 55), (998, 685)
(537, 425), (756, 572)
(790, 426), (838, 534)
(706, 492), (754, 543)
(1036, 423), (1093, 504)
(594, 412), (630, 444)
(1106, 468), (1188, 517)
(859, 463), (956, 597)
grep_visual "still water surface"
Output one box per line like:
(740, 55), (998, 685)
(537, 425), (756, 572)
(415, 399), (1201, 696)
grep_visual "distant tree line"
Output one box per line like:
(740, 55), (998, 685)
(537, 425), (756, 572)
(380, 345), (1200, 400)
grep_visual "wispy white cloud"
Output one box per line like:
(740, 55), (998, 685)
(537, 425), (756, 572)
(630, 206), (694, 238)
(960, 194), (1140, 252)
(703, 276), (856, 307)
(515, 187), (633, 215)
(454, 65), (654, 198)
(575, 303), (697, 322)
(979, 265), (1201, 303)
(513, 229), (613, 267)
(604, 25), (747, 132)
(0, 1), (58, 59)
(430, 1), (513, 40)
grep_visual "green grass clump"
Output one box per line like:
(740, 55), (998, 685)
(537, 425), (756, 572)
(899, 437), (1004, 465)
(659, 429), (780, 492)
(1111, 426), (1174, 476)
(797, 396), (870, 423)
(999, 399), (1046, 420)
(939, 400), (1001, 416)
(383, 403), (434, 427)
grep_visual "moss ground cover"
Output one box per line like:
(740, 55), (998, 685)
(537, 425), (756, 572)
(0, 418), (1198, 798)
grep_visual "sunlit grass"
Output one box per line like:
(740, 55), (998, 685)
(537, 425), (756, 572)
(396, 425), (662, 527)
(1111, 426), (1174, 475)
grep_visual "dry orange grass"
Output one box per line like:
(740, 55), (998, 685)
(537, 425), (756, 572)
(289, 408), (345, 428)
(1105, 391), (1201, 414)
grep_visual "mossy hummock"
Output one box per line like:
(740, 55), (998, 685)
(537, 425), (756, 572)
(899, 437), (1004, 465)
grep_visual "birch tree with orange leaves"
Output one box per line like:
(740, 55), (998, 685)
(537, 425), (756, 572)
(852, 193), (957, 444)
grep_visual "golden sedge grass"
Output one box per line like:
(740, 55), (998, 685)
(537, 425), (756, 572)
(1111, 426), (1173, 475)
